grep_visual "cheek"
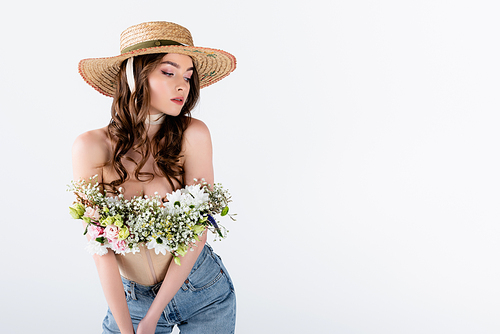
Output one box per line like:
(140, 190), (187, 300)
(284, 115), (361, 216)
(148, 77), (160, 93)
(148, 77), (163, 102)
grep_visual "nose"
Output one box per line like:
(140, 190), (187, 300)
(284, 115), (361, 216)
(176, 77), (188, 91)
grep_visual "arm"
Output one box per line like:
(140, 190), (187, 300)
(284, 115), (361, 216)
(137, 119), (214, 333)
(72, 130), (135, 334)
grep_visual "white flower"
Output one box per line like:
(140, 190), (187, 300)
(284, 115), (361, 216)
(166, 189), (183, 203)
(186, 184), (209, 205)
(127, 245), (141, 254)
(114, 248), (127, 255)
(85, 240), (109, 256)
(146, 237), (171, 255)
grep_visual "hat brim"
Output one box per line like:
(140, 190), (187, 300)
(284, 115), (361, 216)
(79, 45), (236, 97)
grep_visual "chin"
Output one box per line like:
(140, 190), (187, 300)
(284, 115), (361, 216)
(160, 109), (183, 117)
(171, 110), (183, 117)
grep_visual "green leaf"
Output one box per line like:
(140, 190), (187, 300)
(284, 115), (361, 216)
(82, 216), (91, 224)
(174, 201), (181, 207)
(156, 237), (163, 244)
(174, 256), (181, 266)
(83, 224), (89, 236)
(221, 206), (229, 216)
(95, 236), (105, 244)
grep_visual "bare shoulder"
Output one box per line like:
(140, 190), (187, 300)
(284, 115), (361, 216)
(183, 118), (212, 147)
(72, 126), (111, 166)
(185, 118), (211, 139)
(182, 118), (214, 184)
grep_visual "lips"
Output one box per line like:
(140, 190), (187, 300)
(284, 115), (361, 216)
(171, 97), (184, 105)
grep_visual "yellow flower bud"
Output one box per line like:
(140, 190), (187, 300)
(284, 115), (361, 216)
(69, 203), (85, 219)
(192, 225), (205, 235)
(118, 226), (130, 240)
(177, 244), (187, 257)
(101, 216), (114, 227)
(114, 214), (124, 228)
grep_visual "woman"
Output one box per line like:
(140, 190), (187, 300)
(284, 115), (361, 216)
(73, 21), (237, 334)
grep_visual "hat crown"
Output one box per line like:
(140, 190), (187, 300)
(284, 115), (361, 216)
(119, 21), (194, 52)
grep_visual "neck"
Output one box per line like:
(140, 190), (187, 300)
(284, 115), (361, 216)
(145, 113), (166, 125)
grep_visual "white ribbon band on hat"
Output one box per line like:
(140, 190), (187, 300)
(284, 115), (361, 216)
(126, 57), (135, 93)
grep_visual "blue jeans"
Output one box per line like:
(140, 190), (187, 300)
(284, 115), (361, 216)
(102, 244), (236, 333)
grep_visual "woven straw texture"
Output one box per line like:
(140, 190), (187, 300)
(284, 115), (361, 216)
(120, 22), (194, 50)
(79, 22), (236, 97)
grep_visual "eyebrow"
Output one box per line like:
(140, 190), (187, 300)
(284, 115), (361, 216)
(161, 60), (194, 71)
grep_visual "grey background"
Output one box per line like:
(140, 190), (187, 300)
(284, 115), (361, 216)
(0, 0), (499, 333)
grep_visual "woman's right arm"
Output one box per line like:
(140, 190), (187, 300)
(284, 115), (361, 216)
(72, 130), (135, 334)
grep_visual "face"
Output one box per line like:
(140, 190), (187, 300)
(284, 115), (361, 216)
(147, 53), (194, 116)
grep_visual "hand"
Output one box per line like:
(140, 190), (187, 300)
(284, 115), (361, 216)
(136, 316), (158, 334)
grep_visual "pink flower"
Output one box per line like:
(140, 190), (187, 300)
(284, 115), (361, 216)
(104, 224), (120, 242)
(87, 224), (104, 240)
(84, 207), (100, 220)
(113, 239), (127, 252)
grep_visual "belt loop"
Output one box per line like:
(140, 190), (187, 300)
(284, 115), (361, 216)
(130, 281), (137, 300)
(152, 282), (161, 296)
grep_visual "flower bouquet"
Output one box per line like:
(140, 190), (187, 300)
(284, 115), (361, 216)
(68, 176), (235, 265)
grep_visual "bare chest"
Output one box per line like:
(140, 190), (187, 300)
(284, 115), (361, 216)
(103, 151), (177, 200)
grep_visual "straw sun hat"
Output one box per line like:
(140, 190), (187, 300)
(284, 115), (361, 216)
(79, 21), (236, 97)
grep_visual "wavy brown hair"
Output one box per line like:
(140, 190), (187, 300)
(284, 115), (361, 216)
(105, 53), (200, 194)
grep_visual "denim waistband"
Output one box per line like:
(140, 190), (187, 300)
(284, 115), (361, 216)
(120, 243), (214, 295)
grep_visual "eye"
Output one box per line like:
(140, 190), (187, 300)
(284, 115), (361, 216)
(161, 70), (173, 77)
(184, 76), (191, 82)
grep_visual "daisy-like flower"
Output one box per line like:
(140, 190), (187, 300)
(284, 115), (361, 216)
(185, 184), (209, 206)
(85, 240), (109, 256)
(146, 237), (171, 255)
(165, 189), (184, 206)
